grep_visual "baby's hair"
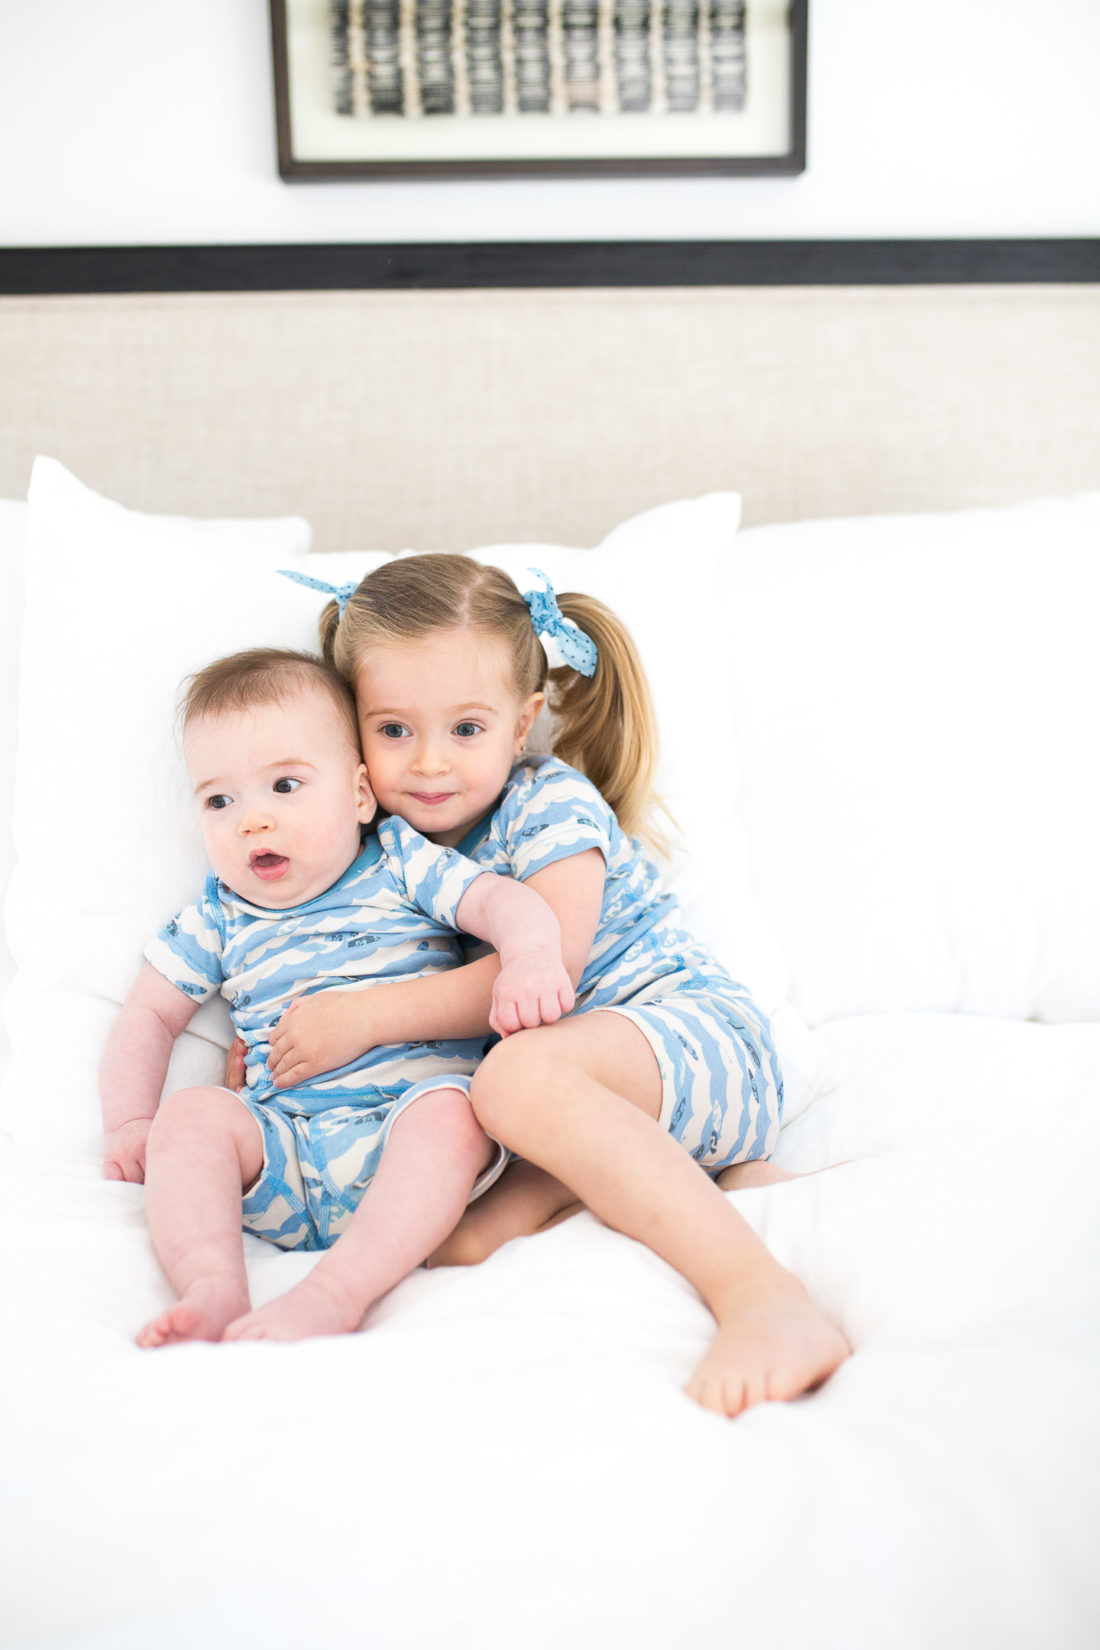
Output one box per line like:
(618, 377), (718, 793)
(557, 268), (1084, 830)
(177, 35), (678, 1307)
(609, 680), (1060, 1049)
(180, 647), (360, 754)
(320, 554), (663, 846)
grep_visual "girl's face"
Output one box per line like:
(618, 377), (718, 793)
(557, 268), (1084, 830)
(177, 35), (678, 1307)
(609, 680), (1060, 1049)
(354, 628), (543, 846)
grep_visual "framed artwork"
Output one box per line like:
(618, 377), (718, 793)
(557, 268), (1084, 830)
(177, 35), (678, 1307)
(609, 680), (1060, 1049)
(270, 0), (807, 179)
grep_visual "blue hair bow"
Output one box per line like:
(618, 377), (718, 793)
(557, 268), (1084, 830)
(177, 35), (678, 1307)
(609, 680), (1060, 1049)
(278, 568), (358, 619)
(523, 570), (597, 678)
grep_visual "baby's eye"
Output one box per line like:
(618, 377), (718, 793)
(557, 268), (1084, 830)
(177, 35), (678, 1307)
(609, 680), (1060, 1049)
(272, 777), (302, 794)
(379, 722), (409, 740)
(205, 794), (232, 811)
(454, 721), (483, 739)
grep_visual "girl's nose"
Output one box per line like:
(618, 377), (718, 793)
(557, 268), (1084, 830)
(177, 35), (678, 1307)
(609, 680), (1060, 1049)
(412, 739), (450, 775)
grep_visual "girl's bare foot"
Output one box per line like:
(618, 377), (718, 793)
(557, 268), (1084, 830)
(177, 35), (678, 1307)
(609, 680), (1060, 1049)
(686, 1277), (850, 1418)
(223, 1270), (364, 1342)
(715, 1160), (801, 1192)
(136, 1276), (250, 1348)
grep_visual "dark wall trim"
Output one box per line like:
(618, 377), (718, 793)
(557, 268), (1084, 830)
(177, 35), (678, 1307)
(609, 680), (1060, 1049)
(1, 240), (1098, 295)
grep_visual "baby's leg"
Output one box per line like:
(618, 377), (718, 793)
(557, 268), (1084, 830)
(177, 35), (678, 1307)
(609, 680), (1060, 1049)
(138, 1087), (264, 1347)
(427, 1159), (581, 1267)
(469, 1015), (850, 1418)
(224, 1087), (494, 1341)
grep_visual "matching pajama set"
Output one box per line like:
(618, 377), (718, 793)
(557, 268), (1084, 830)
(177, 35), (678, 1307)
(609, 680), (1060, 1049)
(145, 816), (505, 1251)
(457, 756), (783, 1172)
(147, 759), (782, 1252)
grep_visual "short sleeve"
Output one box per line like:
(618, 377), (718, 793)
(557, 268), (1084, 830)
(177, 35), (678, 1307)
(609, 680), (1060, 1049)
(495, 760), (614, 881)
(378, 817), (490, 930)
(143, 879), (226, 1003)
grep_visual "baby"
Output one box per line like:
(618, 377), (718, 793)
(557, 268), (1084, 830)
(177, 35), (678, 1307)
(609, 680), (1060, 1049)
(99, 647), (573, 1346)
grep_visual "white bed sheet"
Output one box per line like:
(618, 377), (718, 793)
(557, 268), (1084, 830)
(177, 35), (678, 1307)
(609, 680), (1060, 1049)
(3, 1014), (1098, 1649)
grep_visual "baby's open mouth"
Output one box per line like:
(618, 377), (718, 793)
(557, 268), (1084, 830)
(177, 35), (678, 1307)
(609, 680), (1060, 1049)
(249, 852), (289, 881)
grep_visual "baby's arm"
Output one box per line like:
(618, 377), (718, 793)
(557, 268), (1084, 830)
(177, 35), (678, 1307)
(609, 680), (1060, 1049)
(100, 962), (198, 1182)
(266, 849), (606, 1087)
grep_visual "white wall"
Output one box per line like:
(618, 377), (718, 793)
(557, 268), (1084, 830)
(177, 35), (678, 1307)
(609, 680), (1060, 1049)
(2, 0), (1098, 245)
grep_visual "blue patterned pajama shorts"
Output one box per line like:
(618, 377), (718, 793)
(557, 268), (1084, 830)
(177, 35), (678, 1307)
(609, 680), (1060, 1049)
(231, 1074), (507, 1251)
(597, 970), (784, 1173)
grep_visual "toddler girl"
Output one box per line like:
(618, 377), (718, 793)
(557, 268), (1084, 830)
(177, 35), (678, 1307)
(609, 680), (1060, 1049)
(100, 647), (573, 1347)
(271, 558), (850, 1417)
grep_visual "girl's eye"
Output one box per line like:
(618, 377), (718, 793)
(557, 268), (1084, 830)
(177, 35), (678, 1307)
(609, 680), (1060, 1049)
(454, 721), (482, 739)
(379, 723), (409, 740)
(206, 794), (232, 811)
(272, 777), (302, 795)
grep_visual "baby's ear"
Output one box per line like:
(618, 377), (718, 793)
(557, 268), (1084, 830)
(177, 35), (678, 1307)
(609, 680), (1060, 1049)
(355, 764), (377, 826)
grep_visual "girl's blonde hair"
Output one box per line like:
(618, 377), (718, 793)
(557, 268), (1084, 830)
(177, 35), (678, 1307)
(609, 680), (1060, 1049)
(320, 555), (663, 846)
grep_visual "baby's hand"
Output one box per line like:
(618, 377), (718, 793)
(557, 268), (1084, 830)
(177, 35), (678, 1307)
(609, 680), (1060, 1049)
(490, 952), (575, 1037)
(224, 1036), (247, 1092)
(103, 1118), (152, 1184)
(268, 992), (371, 1089)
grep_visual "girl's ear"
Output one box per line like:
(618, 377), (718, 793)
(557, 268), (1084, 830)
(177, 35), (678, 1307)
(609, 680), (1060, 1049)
(355, 763), (377, 826)
(514, 692), (545, 754)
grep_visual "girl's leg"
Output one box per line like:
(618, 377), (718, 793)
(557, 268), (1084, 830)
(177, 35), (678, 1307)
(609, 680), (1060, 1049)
(138, 1087), (264, 1348)
(427, 1159), (581, 1267)
(468, 1015), (850, 1418)
(715, 1161), (801, 1191)
(430, 1146), (802, 1272)
(223, 1088), (494, 1341)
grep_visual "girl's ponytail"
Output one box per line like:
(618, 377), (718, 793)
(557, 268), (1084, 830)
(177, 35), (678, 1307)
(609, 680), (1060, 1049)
(551, 593), (666, 851)
(317, 598), (342, 668)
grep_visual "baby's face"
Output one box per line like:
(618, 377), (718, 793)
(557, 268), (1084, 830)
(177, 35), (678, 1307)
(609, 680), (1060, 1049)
(184, 686), (374, 908)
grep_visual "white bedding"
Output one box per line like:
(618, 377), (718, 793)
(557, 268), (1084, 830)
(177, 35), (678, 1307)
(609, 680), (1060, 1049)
(3, 466), (1099, 1648)
(4, 1013), (1098, 1648)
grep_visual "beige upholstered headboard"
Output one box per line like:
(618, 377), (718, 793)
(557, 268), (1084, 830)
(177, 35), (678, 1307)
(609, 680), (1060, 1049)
(2, 284), (1098, 550)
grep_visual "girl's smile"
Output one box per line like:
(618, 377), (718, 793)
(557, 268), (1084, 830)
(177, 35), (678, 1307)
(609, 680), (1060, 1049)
(354, 628), (543, 847)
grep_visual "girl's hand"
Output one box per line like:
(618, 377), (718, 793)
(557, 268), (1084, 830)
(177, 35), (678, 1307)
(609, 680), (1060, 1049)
(103, 1117), (152, 1184)
(224, 1036), (247, 1092)
(490, 952), (575, 1037)
(268, 992), (373, 1089)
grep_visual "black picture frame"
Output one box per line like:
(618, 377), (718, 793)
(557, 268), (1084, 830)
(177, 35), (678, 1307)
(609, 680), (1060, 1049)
(270, 0), (807, 180)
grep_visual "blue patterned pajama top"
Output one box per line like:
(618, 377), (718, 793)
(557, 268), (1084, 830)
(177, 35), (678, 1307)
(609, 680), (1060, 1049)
(145, 815), (490, 1112)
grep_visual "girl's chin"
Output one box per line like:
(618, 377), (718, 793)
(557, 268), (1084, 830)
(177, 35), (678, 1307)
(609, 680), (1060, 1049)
(382, 792), (494, 845)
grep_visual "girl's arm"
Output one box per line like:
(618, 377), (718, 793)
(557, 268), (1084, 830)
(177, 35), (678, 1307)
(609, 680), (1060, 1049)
(100, 962), (198, 1183)
(453, 865), (577, 1036)
(266, 849), (606, 1088)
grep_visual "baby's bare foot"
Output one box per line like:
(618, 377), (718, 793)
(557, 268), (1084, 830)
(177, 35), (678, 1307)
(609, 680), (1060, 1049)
(715, 1161), (801, 1192)
(686, 1278), (850, 1418)
(223, 1271), (364, 1343)
(136, 1277), (250, 1348)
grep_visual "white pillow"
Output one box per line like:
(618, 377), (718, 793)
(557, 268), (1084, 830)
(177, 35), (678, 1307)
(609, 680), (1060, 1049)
(2, 460), (800, 1159)
(2, 461), (319, 1152)
(716, 497), (1100, 1025)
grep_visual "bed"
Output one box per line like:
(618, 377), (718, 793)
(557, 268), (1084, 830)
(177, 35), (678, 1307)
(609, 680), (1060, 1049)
(2, 272), (1099, 1649)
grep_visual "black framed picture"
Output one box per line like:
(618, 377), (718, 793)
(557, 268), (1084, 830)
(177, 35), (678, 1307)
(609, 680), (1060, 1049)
(270, 0), (807, 179)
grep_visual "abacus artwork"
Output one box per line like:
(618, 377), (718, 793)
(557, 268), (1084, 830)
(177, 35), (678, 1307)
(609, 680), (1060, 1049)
(272, 0), (806, 176)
